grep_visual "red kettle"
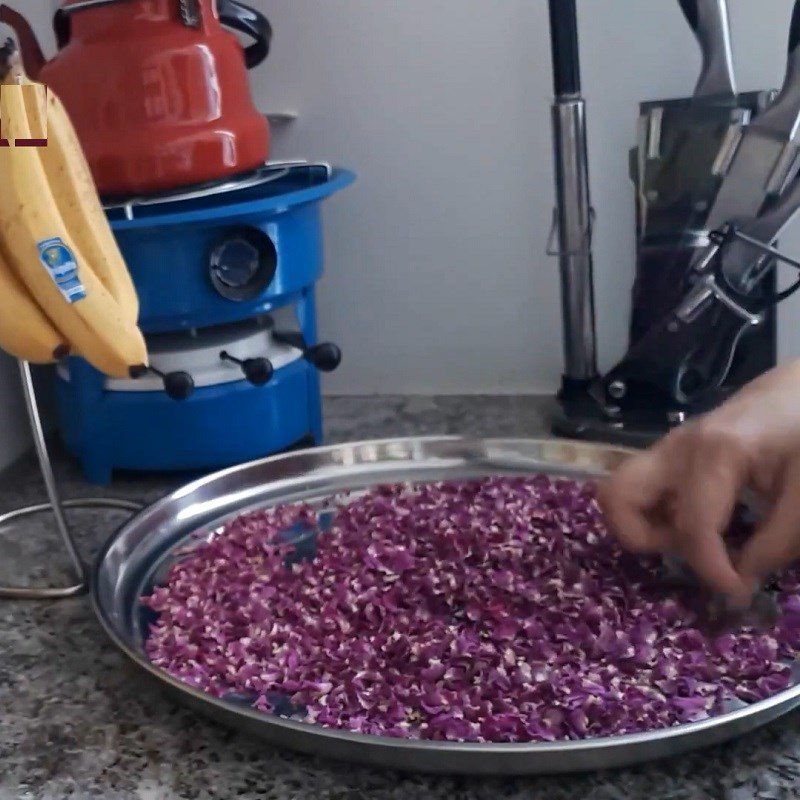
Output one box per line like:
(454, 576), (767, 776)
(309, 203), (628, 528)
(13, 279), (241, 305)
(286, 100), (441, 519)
(0, 0), (272, 198)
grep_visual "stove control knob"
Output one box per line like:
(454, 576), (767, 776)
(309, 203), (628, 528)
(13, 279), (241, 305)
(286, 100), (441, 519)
(208, 226), (277, 301)
(135, 366), (195, 401)
(272, 331), (342, 373)
(162, 371), (195, 401)
(305, 342), (342, 373)
(242, 357), (274, 386)
(220, 351), (274, 386)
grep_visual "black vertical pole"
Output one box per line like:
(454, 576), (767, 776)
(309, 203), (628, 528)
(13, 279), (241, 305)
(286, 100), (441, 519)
(548, 0), (581, 96)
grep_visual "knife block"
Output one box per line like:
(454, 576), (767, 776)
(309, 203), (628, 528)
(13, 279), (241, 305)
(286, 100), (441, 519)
(628, 89), (777, 398)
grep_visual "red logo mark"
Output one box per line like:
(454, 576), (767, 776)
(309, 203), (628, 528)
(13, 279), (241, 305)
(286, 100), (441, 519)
(0, 84), (48, 147)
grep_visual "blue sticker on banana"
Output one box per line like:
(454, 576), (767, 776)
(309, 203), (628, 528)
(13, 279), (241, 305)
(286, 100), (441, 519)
(37, 237), (86, 303)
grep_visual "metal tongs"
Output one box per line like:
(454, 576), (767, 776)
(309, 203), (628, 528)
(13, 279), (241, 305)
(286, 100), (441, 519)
(603, 0), (800, 410)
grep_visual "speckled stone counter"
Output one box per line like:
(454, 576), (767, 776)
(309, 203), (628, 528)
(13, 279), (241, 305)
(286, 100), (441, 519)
(3, 396), (800, 800)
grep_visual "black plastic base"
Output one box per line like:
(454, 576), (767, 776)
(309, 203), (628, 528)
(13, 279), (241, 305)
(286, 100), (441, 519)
(551, 403), (669, 449)
(551, 365), (754, 449)
(553, 375), (682, 448)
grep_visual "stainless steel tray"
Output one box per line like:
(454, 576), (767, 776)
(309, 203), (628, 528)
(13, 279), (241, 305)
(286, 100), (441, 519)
(92, 437), (800, 775)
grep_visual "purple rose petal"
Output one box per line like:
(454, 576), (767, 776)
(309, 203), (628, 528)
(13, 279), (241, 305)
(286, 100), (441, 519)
(142, 477), (800, 743)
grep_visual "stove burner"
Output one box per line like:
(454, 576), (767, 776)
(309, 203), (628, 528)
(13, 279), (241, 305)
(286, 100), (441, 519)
(103, 161), (333, 221)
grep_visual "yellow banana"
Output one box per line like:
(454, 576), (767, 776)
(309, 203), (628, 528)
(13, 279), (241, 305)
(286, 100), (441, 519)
(0, 240), (67, 363)
(28, 85), (140, 323)
(0, 81), (147, 379)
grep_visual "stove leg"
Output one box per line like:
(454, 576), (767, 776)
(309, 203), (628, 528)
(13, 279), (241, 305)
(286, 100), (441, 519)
(298, 287), (324, 444)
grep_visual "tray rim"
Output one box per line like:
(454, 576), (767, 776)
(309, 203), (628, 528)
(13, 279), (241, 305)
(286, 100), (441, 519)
(90, 435), (800, 774)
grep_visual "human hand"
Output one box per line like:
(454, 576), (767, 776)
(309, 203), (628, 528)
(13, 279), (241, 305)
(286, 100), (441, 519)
(598, 361), (800, 604)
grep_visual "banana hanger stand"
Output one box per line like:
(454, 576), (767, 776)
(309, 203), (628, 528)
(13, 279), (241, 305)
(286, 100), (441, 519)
(0, 42), (139, 600)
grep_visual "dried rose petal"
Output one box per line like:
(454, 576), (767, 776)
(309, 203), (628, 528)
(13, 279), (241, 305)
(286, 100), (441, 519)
(142, 477), (800, 743)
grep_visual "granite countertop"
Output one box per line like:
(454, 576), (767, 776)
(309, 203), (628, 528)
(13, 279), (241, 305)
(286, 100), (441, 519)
(3, 396), (800, 800)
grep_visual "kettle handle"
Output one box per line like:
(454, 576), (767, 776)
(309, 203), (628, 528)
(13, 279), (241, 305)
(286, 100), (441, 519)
(216, 0), (272, 69)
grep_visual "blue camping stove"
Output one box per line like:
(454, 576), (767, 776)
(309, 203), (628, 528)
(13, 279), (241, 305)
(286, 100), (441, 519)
(55, 162), (355, 484)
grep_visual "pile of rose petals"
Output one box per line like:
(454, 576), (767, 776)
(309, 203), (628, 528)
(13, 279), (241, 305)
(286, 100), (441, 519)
(143, 476), (800, 743)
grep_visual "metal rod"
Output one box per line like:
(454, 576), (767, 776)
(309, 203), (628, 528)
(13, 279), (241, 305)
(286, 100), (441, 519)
(548, 0), (581, 96)
(726, 227), (800, 272)
(548, 0), (599, 383)
(0, 361), (141, 600)
(21, 360), (86, 586)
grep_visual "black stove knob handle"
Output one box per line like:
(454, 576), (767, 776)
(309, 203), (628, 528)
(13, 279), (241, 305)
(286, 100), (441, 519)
(220, 350), (274, 386)
(305, 342), (342, 373)
(272, 331), (342, 373)
(132, 366), (195, 401)
(242, 357), (274, 386)
(162, 371), (195, 401)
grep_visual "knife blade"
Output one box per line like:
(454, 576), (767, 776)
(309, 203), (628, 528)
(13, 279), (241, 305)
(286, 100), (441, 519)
(627, 1), (747, 344)
(678, 0), (737, 98)
(691, 0), (800, 254)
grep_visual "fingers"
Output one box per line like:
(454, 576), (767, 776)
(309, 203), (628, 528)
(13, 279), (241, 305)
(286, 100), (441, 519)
(601, 421), (753, 600)
(598, 448), (670, 554)
(672, 430), (749, 599)
(738, 457), (800, 587)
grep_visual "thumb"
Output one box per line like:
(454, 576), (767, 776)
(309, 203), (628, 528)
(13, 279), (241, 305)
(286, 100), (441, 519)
(738, 459), (800, 589)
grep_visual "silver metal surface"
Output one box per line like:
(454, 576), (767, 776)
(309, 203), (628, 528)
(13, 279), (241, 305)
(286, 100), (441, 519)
(264, 111), (299, 125)
(94, 436), (800, 775)
(764, 142), (800, 196)
(722, 174), (800, 291)
(104, 162), (333, 221)
(550, 99), (598, 381)
(646, 107), (664, 160)
(675, 280), (714, 322)
(689, 0), (737, 98)
(59, 0), (133, 13)
(607, 380), (627, 400)
(704, 134), (796, 232)
(676, 274), (762, 327)
(711, 121), (745, 176)
(697, 33), (800, 252)
(178, 0), (201, 28)
(0, 360), (141, 600)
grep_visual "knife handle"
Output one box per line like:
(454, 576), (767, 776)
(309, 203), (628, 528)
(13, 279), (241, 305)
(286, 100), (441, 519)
(753, 0), (800, 136)
(604, 287), (757, 407)
(603, 308), (712, 406)
(679, 0), (737, 97)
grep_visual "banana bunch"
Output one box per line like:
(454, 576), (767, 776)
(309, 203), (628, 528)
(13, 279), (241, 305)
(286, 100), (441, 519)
(0, 55), (147, 378)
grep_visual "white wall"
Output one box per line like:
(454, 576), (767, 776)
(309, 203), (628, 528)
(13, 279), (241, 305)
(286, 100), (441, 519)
(254, 0), (800, 393)
(2, 1), (800, 442)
